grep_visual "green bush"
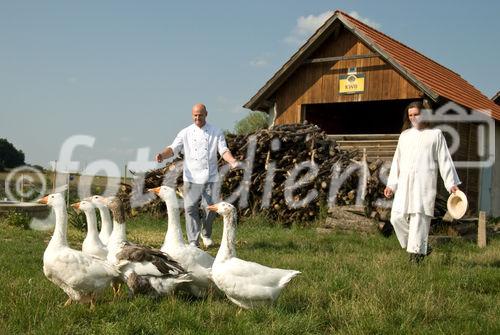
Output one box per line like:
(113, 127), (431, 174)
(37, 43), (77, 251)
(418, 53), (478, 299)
(67, 207), (87, 231)
(1, 210), (31, 229)
(234, 111), (269, 135)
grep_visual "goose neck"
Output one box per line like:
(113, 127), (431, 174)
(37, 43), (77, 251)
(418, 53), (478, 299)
(110, 219), (127, 243)
(215, 210), (237, 262)
(164, 193), (184, 245)
(49, 205), (68, 247)
(98, 207), (113, 235)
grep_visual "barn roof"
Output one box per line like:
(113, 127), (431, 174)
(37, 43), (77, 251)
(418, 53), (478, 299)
(493, 91), (500, 105)
(244, 10), (500, 121)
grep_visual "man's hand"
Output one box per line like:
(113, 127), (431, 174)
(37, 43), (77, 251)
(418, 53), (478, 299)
(222, 150), (239, 169)
(450, 185), (459, 194)
(229, 160), (240, 169)
(384, 187), (394, 199)
(156, 148), (174, 163)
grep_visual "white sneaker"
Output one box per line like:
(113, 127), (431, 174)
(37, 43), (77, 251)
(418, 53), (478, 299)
(201, 236), (214, 248)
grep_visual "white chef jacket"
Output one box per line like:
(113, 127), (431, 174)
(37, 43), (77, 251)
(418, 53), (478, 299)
(387, 127), (461, 217)
(168, 122), (229, 184)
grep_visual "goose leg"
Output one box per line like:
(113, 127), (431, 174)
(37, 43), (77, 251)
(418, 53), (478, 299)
(89, 295), (96, 310)
(63, 298), (73, 307)
(112, 282), (122, 297)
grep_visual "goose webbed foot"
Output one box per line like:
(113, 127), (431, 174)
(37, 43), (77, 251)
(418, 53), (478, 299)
(89, 296), (96, 310)
(112, 282), (122, 297)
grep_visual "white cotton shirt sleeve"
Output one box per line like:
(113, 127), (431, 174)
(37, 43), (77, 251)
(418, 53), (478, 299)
(436, 130), (461, 192)
(387, 135), (401, 192)
(168, 129), (185, 157)
(217, 129), (229, 157)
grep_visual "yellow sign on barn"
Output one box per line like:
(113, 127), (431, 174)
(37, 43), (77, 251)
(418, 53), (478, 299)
(339, 73), (365, 94)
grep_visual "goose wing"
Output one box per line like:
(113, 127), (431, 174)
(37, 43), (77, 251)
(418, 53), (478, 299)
(116, 242), (186, 277)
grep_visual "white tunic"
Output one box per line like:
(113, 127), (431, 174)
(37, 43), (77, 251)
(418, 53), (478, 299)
(168, 123), (229, 184)
(387, 127), (461, 217)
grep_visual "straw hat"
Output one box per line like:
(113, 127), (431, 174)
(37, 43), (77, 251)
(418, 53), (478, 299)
(447, 190), (468, 220)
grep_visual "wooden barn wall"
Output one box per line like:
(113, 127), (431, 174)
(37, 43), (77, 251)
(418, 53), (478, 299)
(439, 121), (480, 214)
(273, 26), (423, 125)
(492, 120), (500, 217)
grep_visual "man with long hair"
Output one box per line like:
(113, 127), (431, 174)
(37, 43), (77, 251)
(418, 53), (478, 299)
(384, 101), (461, 263)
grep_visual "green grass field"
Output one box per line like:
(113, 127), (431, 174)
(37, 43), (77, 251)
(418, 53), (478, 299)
(0, 214), (498, 335)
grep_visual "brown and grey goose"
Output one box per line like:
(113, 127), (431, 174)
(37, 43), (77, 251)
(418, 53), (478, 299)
(100, 196), (191, 297)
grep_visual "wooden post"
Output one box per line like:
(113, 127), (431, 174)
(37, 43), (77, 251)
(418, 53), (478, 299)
(477, 211), (487, 248)
(52, 160), (57, 193)
(21, 173), (24, 202)
(66, 173), (70, 209)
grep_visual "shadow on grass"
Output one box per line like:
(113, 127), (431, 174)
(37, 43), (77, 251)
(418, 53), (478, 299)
(278, 292), (313, 314)
(248, 240), (302, 252)
(464, 259), (500, 268)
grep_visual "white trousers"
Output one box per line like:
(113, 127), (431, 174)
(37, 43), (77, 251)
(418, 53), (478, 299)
(390, 211), (431, 255)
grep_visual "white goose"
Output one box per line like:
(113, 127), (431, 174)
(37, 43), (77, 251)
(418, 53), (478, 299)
(71, 200), (108, 260)
(97, 196), (191, 297)
(39, 193), (124, 308)
(207, 202), (300, 309)
(149, 186), (215, 298)
(86, 195), (113, 246)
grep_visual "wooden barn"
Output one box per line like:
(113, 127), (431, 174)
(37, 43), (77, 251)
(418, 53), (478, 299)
(491, 92), (500, 217)
(244, 10), (500, 216)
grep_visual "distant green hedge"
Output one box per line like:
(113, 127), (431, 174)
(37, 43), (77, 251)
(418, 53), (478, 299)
(234, 111), (269, 135)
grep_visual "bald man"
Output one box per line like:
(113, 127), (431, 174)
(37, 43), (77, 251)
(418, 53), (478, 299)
(156, 103), (238, 248)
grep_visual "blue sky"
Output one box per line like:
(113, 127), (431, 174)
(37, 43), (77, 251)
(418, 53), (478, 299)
(1, 0), (499, 176)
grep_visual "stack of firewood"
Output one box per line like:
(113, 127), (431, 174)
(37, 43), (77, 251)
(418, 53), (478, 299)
(119, 124), (392, 225)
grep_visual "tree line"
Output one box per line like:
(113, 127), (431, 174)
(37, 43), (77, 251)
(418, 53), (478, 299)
(0, 138), (25, 171)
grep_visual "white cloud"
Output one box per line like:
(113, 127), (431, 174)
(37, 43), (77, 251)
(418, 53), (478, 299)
(215, 96), (230, 105)
(284, 10), (382, 46)
(229, 105), (246, 114)
(284, 10), (334, 46)
(249, 52), (274, 68)
(347, 11), (381, 29)
(249, 57), (269, 68)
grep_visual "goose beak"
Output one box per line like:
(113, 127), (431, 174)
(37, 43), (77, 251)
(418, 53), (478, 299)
(148, 187), (161, 195)
(207, 204), (218, 212)
(71, 202), (80, 210)
(37, 195), (49, 204)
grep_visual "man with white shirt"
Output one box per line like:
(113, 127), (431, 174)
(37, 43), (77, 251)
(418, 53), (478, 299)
(156, 103), (238, 248)
(384, 101), (461, 263)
